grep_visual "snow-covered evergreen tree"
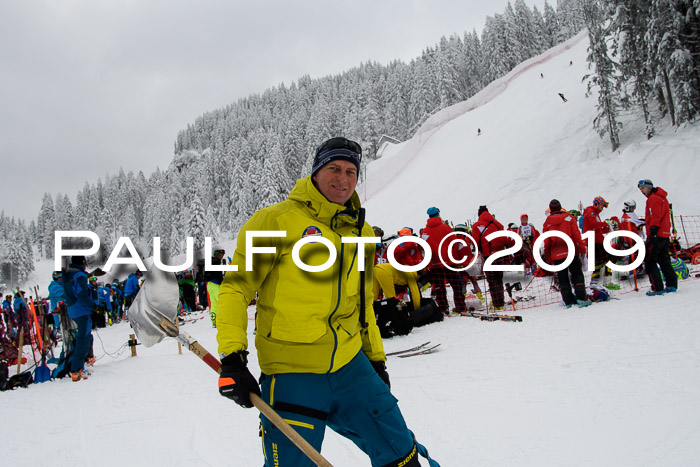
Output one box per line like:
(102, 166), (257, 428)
(583, 0), (622, 152)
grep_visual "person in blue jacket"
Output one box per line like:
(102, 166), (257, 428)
(123, 270), (142, 311)
(61, 256), (95, 382)
(97, 283), (113, 326)
(111, 280), (123, 320)
(48, 270), (66, 329)
(1, 295), (13, 336)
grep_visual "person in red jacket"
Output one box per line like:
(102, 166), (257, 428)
(582, 196), (611, 284)
(638, 179), (677, 295)
(543, 199), (591, 308)
(392, 227), (423, 268)
(421, 207), (466, 314)
(472, 205), (514, 310)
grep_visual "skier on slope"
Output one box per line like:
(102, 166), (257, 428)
(216, 137), (438, 466)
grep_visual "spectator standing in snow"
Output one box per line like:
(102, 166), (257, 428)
(421, 207), (466, 315)
(215, 136), (436, 466)
(620, 200), (644, 232)
(111, 280), (124, 320)
(618, 199), (645, 255)
(372, 226), (389, 265)
(518, 213), (540, 273)
(582, 196), (611, 285)
(48, 270), (66, 329)
(123, 270), (142, 312)
(453, 223), (483, 302)
(178, 268), (198, 312)
(393, 227), (423, 268)
(61, 256), (95, 382)
(472, 206), (514, 310)
(638, 179), (678, 296)
(205, 248), (225, 327)
(543, 199), (591, 308)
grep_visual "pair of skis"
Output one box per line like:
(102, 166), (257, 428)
(460, 311), (523, 322)
(386, 341), (441, 358)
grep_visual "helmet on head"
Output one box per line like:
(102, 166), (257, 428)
(520, 213), (528, 221)
(593, 196), (609, 209)
(623, 199), (636, 212)
(454, 223), (468, 232)
(213, 249), (225, 256)
(52, 270), (64, 280)
(397, 228), (412, 237)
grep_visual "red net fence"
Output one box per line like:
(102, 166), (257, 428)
(418, 215), (700, 313)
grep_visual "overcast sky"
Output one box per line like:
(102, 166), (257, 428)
(0, 0), (546, 222)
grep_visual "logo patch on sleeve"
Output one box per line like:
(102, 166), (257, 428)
(302, 226), (323, 238)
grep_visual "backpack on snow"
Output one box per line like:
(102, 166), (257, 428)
(373, 299), (413, 338)
(408, 297), (444, 328)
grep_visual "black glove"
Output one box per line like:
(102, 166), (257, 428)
(371, 360), (391, 389)
(646, 226), (659, 248)
(218, 351), (261, 408)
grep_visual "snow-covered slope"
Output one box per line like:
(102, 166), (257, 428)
(5, 32), (700, 467)
(361, 31), (700, 236)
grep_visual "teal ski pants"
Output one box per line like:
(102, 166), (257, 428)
(259, 351), (421, 466)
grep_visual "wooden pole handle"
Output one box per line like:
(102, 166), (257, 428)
(160, 319), (333, 466)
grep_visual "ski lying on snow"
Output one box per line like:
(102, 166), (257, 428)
(386, 341), (431, 356)
(397, 343), (441, 358)
(462, 311), (523, 322)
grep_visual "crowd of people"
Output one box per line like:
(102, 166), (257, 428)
(370, 178), (679, 319)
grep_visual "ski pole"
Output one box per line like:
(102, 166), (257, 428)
(679, 215), (690, 250)
(158, 318), (333, 467)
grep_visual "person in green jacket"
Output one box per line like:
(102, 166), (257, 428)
(216, 137), (437, 467)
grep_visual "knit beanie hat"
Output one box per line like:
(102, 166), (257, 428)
(311, 137), (362, 177)
(549, 199), (562, 212)
(427, 207), (440, 218)
(478, 205), (488, 216)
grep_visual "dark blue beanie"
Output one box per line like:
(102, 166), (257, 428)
(311, 137), (362, 177)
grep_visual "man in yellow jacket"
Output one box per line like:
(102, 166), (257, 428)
(216, 137), (437, 467)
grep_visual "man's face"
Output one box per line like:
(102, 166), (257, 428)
(312, 160), (358, 205)
(639, 186), (652, 197)
(521, 216), (528, 225)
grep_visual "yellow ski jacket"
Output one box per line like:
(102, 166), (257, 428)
(217, 176), (385, 374)
(373, 262), (421, 306)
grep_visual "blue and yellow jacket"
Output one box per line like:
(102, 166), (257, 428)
(217, 176), (385, 375)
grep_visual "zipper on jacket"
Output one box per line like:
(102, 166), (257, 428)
(327, 242), (344, 373)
